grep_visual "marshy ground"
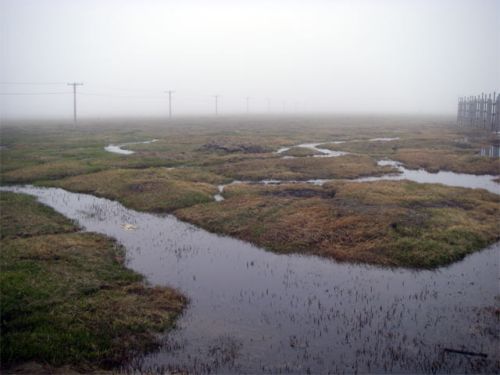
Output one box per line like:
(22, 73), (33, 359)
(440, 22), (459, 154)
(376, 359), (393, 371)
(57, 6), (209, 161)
(0, 191), (186, 373)
(2, 115), (497, 268)
(0, 115), (499, 372)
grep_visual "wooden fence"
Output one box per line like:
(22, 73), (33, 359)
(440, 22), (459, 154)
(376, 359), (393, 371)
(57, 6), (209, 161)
(457, 93), (500, 132)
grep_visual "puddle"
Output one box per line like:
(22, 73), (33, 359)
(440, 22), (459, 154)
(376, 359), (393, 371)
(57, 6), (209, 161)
(269, 141), (499, 195)
(275, 138), (399, 159)
(214, 185), (225, 202)
(355, 160), (500, 194)
(2, 185), (498, 374)
(368, 137), (400, 141)
(104, 139), (158, 155)
(296, 143), (349, 158)
(214, 162), (499, 198)
(276, 147), (291, 154)
(276, 143), (348, 158)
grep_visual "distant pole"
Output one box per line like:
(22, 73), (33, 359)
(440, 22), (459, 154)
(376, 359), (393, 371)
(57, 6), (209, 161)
(214, 95), (220, 115)
(246, 97), (250, 114)
(165, 90), (174, 118)
(67, 82), (83, 124)
(267, 98), (271, 113)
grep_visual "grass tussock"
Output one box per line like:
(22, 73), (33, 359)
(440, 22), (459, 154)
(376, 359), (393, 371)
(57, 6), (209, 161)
(46, 168), (218, 212)
(323, 128), (500, 175)
(1, 118), (498, 271)
(210, 154), (396, 181)
(2, 160), (104, 183)
(176, 181), (500, 268)
(0, 192), (187, 371)
(280, 147), (322, 157)
(394, 149), (499, 175)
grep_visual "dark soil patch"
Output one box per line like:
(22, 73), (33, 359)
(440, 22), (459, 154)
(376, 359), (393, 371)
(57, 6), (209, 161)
(262, 188), (336, 199)
(199, 142), (269, 154)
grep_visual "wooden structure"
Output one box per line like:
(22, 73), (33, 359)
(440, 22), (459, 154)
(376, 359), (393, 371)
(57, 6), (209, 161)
(457, 92), (500, 132)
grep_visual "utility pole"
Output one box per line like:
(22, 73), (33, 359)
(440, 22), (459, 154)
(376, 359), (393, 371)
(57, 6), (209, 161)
(245, 97), (250, 114)
(67, 82), (83, 124)
(165, 90), (174, 118)
(214, 95), (220, 116)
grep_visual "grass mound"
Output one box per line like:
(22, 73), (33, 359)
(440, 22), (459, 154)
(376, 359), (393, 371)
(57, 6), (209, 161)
(176, 181), (500, 268)
(0, 192), (186, 371)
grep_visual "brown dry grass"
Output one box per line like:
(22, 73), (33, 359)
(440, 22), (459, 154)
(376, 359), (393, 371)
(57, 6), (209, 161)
(176, 181), (500, 268)
(47, 168), (218, 212)
(210, 154), (396, 181)
(394, 149), (499, 175)
(280, 147), (321, 157)
(320, 127), (500, 175)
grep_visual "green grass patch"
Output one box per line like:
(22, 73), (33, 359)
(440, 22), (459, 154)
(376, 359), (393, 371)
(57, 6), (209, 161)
(0, 192), (186, 370)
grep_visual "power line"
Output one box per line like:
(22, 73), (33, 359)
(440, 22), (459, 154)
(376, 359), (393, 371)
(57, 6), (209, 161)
(79, 92), (164, 99)
(0, 92), (70, 95)
(0, 82), (67, 85)
(88, 85), (163, 94)
(1, 83), (296, 116)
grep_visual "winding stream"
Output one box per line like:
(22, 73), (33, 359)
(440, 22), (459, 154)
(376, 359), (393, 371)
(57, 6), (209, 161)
(1, 185), (498, 374)
(103, 139), (499, 198)
(357, 160), (500, 194)
(217, 142), (500, 197)
(104, 137), (500, 198)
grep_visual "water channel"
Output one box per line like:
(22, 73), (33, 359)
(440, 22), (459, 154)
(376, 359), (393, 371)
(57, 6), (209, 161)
(1, 185), (498, 374)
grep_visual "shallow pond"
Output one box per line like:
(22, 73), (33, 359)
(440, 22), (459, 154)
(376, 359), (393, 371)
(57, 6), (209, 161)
(356, 160), (500, 195)
(2, 185), (498, 374)
(103, 139), (499, 196)
(104, 139), (158, 155)
(213, 161), (499, 200)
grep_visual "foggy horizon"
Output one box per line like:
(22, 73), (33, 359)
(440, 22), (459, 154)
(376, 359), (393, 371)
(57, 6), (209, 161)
(1, 0), (499, 119)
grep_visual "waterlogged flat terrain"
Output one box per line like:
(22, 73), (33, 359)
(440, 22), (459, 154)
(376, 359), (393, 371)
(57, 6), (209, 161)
(177, 180), (499, 267)
(3, 116), (497, 268)
(0, 116), (499, 372)
(1, 186), (498, 374)
(0, 191), (186, 372)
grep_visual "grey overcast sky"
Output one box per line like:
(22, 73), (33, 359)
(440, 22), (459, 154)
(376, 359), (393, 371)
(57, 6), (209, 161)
(0, 0), (498, 118)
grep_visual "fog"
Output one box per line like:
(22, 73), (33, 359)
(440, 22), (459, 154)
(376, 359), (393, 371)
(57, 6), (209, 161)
(0, 0), (498, 119)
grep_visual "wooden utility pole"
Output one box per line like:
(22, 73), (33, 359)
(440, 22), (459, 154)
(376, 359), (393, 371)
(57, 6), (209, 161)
(214, 95), (220, 115)
(67, 82), (83, 124)
(165, 90), (174, 118)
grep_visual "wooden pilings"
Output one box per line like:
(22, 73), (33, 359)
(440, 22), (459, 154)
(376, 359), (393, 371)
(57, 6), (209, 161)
(457, 92), (500, 132)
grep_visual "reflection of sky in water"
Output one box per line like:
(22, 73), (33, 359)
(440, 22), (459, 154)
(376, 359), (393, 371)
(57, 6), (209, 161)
(2, 186), (498, 374)
(104, 139), (158, 155)
(356, 160), (500, 195)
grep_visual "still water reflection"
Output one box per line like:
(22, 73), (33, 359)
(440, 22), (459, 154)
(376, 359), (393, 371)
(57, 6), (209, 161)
(1, 185), (498, 374)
